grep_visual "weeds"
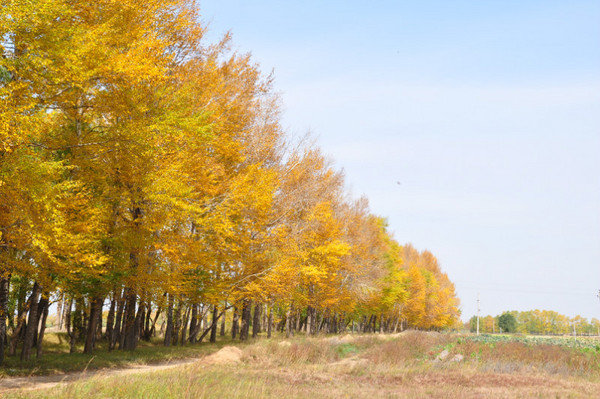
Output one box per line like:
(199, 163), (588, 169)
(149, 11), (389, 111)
(4, 331), (600, 399)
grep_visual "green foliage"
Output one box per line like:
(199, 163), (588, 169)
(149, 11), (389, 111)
(336, 343), (358, 358)
(0, 65), (10, 82)
(498, 312), (517, 333)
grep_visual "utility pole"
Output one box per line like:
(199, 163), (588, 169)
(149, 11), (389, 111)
(476, 293), (480, 336)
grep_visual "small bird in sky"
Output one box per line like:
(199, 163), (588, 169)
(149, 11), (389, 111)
(397, 181), (401, 185)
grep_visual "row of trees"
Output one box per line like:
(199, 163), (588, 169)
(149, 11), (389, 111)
(0, 0), (460, 364)
(469, 310), (600, 335)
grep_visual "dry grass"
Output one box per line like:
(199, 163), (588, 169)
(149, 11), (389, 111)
(361, 331), (455, 364)
(456, 339), (600, 376)
(5, 331), (600, 399)
(0, 332), (214, 377)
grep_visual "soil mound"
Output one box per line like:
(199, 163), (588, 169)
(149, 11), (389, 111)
(204, 346), (243, 365)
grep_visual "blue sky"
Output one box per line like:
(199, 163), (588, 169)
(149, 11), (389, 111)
(200, 1), (600, 321)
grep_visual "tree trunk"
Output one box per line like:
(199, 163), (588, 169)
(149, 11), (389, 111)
(121, 288), (137, 350)
(188, 304), (198, 343)
(149, 305), (160, 338)
(8, 315), (25, 356)
(84, 297), (103, 354)
(70, 298), (84, 354)
(220, 306), (226, 337)
(231, 307), (239, 340)
(36, 295), (49, 358)
(285, 304), (293, 338)
(172, 300), (181, 346)
(133, 300), (144, 345)
(96, 300), (103, 339)
(318, 310), (328, 333)
(239, 300), (251, 341)
(143, 301), (152, 341)
(0, 276), (9, 365)
(267, 305), (273, 339)
(21, 282), (41, 361)
(119, 301), (127, 349)
(13, 280), (28, 332)
(105, 292), (116, 342)
(56, 292), (63, 331)
(164, 293), (174, 346)
(209, 305), (218, 343)
(61, 296), (71, 332)
(252, 303), (261, 338)
(306, 306), (313, 336)
(189, 305), (210, 343)
(61, 298), (72, 351)
(180, 304), (191, 345)
(111, 290), (125, 350)
(296, 310), (301, 332)
(137, 304), (145, 340)
(196, 309), (225, 343)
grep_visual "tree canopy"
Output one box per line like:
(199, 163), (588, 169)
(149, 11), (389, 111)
(0, 0), (461, 362)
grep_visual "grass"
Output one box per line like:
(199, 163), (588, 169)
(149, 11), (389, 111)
(3, 331), (600, 398)
(0, 332), (222, 377)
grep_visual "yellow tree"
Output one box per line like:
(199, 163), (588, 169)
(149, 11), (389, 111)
(402, 263), (428, 328)
(0, 0), (83, 361)
(336, 205), (391, 332)
(141, 33), (286, 343)
(2, 0), (207, 353)
(253, 145), (349, 335)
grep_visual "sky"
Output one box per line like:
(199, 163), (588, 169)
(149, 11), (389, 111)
(199, 1), (600, 321)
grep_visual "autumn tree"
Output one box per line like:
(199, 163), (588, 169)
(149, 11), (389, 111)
(0, 0), (463, 363)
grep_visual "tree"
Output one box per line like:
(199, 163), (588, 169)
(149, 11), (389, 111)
(0, 0), (464, 362)
(498, 312), (517, 333)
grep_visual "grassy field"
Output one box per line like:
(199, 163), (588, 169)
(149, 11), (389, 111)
(0, 332), (215, 377)
(3, 331), (600, 398)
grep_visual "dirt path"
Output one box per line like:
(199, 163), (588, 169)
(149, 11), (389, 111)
(0, 357), (199, 393)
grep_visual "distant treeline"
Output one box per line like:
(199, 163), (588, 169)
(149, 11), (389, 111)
(468, 310), (600, 335)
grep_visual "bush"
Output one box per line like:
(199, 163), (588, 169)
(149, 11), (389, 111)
(498, 312), (517, 333)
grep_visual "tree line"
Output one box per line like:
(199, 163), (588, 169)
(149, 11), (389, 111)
(0, 0), (460, 364)
(469, 310), (600, 335)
